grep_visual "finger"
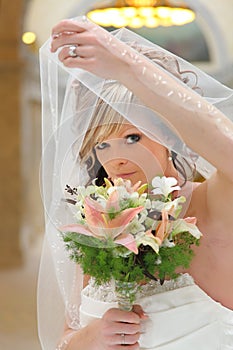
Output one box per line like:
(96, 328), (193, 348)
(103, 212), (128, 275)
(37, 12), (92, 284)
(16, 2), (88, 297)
(51, 18), (104, 41)
(106, 333), (140, 347)
(51, 31), (99, 53)
(113, 332), (140, 346)
(104, 308), (141, 324)
(51, 33), (79, 52)
(58, 45), (95, 61)
(132, 305), (148, 320)
(113, 344), (140, 350)
(120, 332), (140, 345)
(105, 333), (140, 346)
(114, 322), (141, 335)
(62, 56), (95, 70)
(51, 19), (88, 37)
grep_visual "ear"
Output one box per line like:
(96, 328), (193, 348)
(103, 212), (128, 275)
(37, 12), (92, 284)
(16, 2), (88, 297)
(164, 149), (178, 178)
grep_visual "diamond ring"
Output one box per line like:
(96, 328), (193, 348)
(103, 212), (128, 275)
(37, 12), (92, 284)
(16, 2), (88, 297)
(68, 45), (78, 58)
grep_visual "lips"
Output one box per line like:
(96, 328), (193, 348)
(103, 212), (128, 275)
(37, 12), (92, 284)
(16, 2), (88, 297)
(115, 172), (136, 179)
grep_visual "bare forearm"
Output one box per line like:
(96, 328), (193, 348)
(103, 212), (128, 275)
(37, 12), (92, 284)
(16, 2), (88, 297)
(50, 18), (233, 180)
(120, 60), (233, 180)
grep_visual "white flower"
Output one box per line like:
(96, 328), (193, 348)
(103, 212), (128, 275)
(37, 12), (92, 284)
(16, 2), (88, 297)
(125, 219), (145, 235)
(107, 185), (128, 198)
(151, 176), (180, 197)
(138, 209), (148, 223)
(74, 211), (85, 223)
(172, 218), (203, 239)
(151, 196), (186, 218)
(130, 191), (140, 200)
(144, 198), (152, 210)
(161, 238), (175, 248)
(151, 200), (166, 211)
(137, 195), (148, 209)
(96, 197), (108, 208)
(135, 231), (160, 254)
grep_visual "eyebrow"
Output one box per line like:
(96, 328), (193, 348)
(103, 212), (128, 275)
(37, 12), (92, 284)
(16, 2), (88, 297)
(95, 127), (140, 144)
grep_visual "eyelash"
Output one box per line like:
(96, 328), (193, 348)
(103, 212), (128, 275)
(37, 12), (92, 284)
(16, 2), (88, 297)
(95, 142), (109, 150)
(126, 133), (141, 144)
(95, 133), (141, 150)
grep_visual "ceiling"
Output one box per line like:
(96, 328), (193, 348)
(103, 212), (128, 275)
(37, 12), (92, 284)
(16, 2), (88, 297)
(23, 0), (233, 84)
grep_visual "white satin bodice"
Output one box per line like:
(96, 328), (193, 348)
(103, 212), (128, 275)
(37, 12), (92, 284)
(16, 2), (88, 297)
(79, 274), (233, 349)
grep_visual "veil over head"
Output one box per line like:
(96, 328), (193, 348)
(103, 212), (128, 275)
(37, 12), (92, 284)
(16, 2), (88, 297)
(38, 18), (233, 349)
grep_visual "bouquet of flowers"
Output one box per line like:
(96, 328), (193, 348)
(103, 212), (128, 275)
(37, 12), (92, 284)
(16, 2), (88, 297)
(60, 176), (202, 310)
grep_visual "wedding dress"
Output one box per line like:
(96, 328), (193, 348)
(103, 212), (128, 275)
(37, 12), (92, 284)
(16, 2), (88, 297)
(79, 274), (233, 349)
(38, 19), (233, 350)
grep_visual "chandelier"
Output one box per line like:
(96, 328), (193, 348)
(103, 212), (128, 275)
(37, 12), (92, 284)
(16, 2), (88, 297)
(86, 0), (196, 28)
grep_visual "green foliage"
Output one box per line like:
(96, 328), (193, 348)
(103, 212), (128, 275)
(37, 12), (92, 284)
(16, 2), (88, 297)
(63, 231), (199, 285)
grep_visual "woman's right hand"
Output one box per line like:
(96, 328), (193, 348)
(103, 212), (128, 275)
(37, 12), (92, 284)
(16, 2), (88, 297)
(97, 306), (143, 349)
(67, 305), (146, 350)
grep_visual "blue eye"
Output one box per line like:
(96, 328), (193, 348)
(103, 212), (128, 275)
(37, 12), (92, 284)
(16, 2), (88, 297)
(126, 134), (141, 144)
(95, 142), (109, 150)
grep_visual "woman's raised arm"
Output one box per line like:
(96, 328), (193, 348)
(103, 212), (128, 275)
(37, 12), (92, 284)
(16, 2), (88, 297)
(51, 18), (233, 182)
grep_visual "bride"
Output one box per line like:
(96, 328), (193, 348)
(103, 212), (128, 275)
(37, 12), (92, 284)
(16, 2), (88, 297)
(38, 17), (233, 349)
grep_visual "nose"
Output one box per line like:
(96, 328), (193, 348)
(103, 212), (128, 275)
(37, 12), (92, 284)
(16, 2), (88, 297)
(96, 140), (130, 168)
(105, 157), (128, 168)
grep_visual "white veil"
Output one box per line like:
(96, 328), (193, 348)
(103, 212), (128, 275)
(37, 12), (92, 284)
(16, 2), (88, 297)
(38, 18), (233, 349)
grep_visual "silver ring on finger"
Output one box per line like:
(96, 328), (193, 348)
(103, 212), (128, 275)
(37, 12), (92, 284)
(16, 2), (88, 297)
(121, 333), (126, 345)
(68, 45), (78, 58)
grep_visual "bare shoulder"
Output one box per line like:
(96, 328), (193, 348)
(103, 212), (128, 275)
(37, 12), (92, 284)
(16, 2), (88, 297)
(186, 171), (233, 219)
(186, 175), (233, 309)
(194, 171), (233, 227)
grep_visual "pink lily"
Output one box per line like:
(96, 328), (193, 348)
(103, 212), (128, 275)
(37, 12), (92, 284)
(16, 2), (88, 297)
(115, 233), (139, 254)
(135, 209), (171, 254)
(105, 189), (121, 212)
(60, 196), (144, 254)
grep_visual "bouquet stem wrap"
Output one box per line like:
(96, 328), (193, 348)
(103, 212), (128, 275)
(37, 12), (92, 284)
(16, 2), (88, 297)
(115, 280), (139, 311)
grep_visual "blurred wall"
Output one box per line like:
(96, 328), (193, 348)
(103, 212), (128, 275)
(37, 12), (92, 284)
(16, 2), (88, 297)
(0, 0), (24, 267)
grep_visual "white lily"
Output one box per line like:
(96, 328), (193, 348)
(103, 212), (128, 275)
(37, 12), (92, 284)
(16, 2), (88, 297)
(151, 176), (180, 197)
(172, 217), (203, 239)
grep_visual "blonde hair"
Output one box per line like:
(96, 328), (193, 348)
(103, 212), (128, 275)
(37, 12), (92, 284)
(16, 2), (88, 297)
(75, 44), (200, 178)
(78, 81), (135, 167)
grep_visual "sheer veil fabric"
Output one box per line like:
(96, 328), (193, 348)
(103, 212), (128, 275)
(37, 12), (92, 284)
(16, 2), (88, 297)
(38, 17), (233, 349)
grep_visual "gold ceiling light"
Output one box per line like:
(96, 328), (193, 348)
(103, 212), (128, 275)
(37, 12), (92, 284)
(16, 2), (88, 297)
(86, 0), (196, 29)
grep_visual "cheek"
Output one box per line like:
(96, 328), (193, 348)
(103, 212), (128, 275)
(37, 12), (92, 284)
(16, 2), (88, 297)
(95, 150), (109, 165)
(145, 143), (168, 166)
(136, 144), (168, 179)
(101, 162), (111, 173)
(134, 145), (165, 169)
(95, 144), (123, 164)
(95, 142), (168, 175)
(95, 152), (113, 174)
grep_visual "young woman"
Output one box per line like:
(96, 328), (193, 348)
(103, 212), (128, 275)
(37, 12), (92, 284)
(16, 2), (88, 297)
(38, 17), (233, 350)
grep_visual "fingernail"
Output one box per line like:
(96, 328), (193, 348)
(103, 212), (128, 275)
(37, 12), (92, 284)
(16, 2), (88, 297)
(141, 312), (149, 319)
(52, 33), (60, 39)
(82, 15), (88, 22)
